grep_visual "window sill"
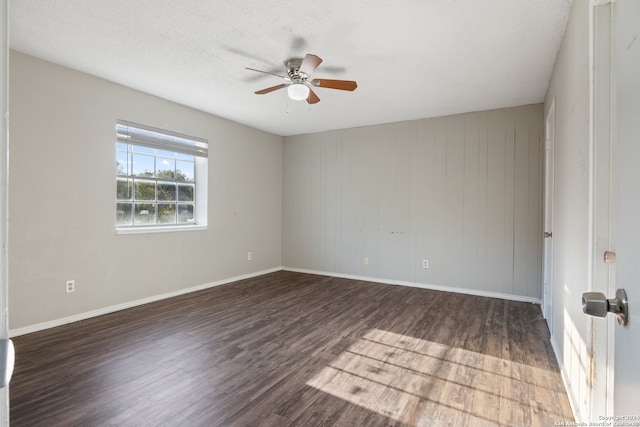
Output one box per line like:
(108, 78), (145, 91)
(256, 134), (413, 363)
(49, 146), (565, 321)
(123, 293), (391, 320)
(116, 224), (207, 235)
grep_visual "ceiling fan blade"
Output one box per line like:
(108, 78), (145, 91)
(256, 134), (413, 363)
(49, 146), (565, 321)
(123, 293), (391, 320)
(255, 84), (288, 95)
(299, 54), (322, 76)
(306, 87), (320, 104)
(245, 67), (287, 79)
(311, 79), (358, 91)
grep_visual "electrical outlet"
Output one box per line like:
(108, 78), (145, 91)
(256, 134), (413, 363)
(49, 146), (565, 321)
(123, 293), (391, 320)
(422, 259), (429, 269)
(247, 252), (252, 261)
(65, 280), (75, 293)
(364, 257), (369, 266)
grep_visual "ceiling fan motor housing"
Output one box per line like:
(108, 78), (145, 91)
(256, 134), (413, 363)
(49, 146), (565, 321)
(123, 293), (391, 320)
(286, 58), (306, 80)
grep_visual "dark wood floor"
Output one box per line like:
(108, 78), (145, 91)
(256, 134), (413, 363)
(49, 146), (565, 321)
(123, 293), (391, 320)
(10, 271), (574, 426)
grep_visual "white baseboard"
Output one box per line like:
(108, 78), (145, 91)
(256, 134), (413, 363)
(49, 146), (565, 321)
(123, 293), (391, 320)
(9, 267), (283, 337)
(282, 266), (542, 304)
(10, 266), (542, 337)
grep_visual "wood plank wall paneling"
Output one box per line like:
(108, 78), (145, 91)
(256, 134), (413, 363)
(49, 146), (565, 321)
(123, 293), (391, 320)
(283, 104), (544, 299)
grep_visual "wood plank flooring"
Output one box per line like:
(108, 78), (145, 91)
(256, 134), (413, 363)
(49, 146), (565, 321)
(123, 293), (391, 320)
(10, 271), (574, 426)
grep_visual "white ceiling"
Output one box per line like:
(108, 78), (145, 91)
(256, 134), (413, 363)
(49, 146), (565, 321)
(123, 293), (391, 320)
(9, 0), (573, 137)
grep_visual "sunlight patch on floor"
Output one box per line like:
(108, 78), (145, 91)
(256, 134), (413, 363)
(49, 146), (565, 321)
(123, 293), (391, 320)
(306, 328), (567, 426)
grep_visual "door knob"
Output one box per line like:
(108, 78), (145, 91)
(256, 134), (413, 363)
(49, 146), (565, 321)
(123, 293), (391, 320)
(0, 339), (14, 388)
(582, 288), (629, 326)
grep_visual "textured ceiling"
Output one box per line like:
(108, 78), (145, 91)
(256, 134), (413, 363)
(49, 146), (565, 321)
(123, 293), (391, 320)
(9, 0), (573, 136)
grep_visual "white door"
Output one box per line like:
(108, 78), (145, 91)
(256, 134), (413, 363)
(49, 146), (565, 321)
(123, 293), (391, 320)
(612, 0), (640, 414)
(543, 101), (555, 326)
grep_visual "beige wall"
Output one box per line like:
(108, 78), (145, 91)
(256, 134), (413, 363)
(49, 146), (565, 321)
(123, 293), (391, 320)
(9, 51), (283, 330)
(283, 104), (544, 300)
(9, 51), (550, 332)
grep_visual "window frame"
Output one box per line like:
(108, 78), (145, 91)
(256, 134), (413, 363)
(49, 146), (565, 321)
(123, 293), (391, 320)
(115, 120), (208, 234)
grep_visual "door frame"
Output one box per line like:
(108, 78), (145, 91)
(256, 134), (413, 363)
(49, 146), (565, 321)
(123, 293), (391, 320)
(543, 99), (555, 329)
(587, 0), (615, 418)
(0, 0), (9, 424)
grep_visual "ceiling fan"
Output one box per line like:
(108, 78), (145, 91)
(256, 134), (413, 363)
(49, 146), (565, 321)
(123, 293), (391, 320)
(245, 54), (357, 104)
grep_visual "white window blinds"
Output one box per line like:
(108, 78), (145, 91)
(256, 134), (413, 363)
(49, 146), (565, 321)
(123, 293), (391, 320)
(116, 120), (208, 158)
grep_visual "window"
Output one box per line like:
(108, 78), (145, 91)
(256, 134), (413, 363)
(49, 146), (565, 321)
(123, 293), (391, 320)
(116, 120), (208, 231)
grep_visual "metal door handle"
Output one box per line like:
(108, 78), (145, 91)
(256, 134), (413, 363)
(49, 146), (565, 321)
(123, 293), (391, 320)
(582, 288), (629, 326)
(0, 339), (14, 388)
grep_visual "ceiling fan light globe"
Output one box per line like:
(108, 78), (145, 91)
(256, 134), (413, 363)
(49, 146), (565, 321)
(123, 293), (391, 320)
(287, 83), (310, 101)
